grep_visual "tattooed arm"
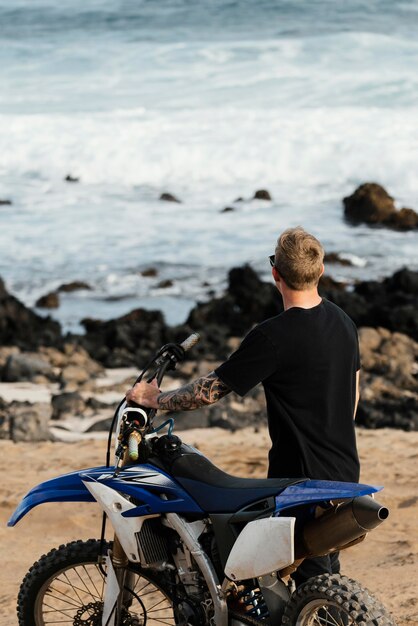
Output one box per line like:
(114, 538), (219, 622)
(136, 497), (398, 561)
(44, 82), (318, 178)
(158, 371), (231, 411)
(125, 371), (231, 411)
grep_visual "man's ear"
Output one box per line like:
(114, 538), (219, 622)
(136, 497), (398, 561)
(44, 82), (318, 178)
(272, 266), (280, 282)
(319, 263), (325, 278)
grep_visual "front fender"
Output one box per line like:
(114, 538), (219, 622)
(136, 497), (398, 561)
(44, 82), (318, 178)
(7, 466), (109, 527)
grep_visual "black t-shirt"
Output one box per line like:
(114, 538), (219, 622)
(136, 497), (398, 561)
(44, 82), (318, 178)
(215, 299), (360, 482)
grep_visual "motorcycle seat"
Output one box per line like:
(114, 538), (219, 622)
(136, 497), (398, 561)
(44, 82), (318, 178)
(169, 452), (306, 513)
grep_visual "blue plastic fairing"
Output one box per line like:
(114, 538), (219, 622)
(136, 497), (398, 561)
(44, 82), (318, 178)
(81, 465), (203, 516)
(8, 467), (97, 526)
(275, 479), (382, 512)
(8, 463), (202, 527)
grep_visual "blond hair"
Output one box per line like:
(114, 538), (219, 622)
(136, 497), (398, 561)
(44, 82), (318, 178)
(274, 227), (324, 290)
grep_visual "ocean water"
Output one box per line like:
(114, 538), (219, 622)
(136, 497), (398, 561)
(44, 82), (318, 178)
(1, 0), (418, 332)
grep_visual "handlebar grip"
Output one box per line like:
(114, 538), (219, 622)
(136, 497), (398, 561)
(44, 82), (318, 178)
(180, 332), (200, 353)
(128, 431), (142, 461)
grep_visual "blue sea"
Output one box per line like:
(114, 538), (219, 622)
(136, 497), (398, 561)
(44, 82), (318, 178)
(1, 0), (418, 332)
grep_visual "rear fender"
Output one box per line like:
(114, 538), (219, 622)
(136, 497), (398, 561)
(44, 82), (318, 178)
(275, 479), (382, 513)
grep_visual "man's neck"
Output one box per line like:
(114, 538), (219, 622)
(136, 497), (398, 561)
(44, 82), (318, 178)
(282, 287), (322, 311)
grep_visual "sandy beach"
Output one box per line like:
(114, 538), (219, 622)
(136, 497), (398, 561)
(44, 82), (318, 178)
(0, 426), (417, 625)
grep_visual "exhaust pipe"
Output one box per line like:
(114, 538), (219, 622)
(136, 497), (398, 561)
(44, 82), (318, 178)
(295, 496), (389, 559)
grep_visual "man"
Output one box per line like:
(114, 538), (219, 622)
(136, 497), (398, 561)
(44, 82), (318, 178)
(126, 226), (361, 584)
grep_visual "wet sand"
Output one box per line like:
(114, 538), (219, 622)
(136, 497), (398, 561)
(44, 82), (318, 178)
(0, 427), (417, 625)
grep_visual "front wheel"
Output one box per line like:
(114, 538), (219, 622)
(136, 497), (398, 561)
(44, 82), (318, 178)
(281, 574), (397, 626)
(17, 539), (176, 626)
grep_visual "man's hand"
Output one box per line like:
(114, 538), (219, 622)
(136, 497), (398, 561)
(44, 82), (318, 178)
(126, 379), (160, 409)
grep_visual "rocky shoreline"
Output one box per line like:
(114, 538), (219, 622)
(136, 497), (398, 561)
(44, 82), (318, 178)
(0, 253), (417, 440)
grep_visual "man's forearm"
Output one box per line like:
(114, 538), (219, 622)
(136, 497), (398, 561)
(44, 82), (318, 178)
(157, 371), (230, 411)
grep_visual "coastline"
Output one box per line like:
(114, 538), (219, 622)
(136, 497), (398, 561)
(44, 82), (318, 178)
(1, 427), (417, 626)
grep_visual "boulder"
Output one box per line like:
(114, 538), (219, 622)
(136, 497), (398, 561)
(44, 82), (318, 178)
(181, 265), (282, 359)
(357, 397), (418, 431)
(0, 199), (12, 206)
(253, 189), (272, 201)
(57, 281), (92, 292)
(140, 268), (158, 278)
(357, 328), (418, 430)
(0, 400), (52, 442)
(343, 183), (418, 230)
(55, 344), (104, 389)
(0, 277), (62, 349)
(324, 252), (353, 266)
(51, 392), (86, 420)
(157, 279), (174, 289)
(160, 192), (181, 203)
(3, 352), (56, 383)
(387, 207), (418, 230)
(221, 207), (235, 213)
(319, 275), (346, 292)
(0, 346), (20, 371)
(81, 308), (168, 368)
(36, 291), (59, 309)
(64, 174), (79, 183)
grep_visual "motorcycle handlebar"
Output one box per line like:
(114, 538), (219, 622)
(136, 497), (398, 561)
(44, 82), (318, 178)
(128, 431), (142, 461)
(179, 332), (200, 353)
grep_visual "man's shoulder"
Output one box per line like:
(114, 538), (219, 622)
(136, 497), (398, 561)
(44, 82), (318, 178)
(255, 313), (287, 337)
(322, 298), (358, 329)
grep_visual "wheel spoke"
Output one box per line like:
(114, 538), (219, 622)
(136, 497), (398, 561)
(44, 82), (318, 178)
(82, 564), (102, 599)
(32, 542), (176, 626)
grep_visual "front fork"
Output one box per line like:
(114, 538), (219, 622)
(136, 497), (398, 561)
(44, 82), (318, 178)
(112, 536), (136, 619)
(109, 450), (137, 625)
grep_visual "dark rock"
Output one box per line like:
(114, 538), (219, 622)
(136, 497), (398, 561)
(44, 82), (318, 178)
(86, 416), (115, 432)
(57, 281), (92, 293)
(36, 291), (60, 309)
(51, 392), (86, 420)
(65, 174), (79, 183)
(86, 397), (113, 411)
(319, 275), (346, 292)
(234, 197), (244, 202)
(0, 277), (62, 350)
(343, 182), (418, 230)
(81, 308), (168, 368)
(3, 353), (56, 382)
(357, 397), (418, 431)
(141, 268), (158, 278)
(387, 207), (418, 230)
(157, 279), (174, 289)
(253, 189), (272, 201)
(221, 207), (235, 213)
(343, 183), (395, 224)
(0, 199), (12, 206)
(385, 268), (418, 295)
(174, 265), (282, 360)
(0, 400), (52, 442)
(160, 192), (181, 203)
(324, 252), (353, 266)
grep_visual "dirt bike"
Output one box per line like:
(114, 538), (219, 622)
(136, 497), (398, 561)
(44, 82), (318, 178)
(9, 333), (396, 626)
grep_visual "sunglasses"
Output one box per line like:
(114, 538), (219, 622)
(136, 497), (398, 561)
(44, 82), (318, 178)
(269, 254), (275, 267)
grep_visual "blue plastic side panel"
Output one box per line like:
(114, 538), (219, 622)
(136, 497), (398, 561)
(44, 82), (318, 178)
(81, 465), (203, 516)
(275, 479), (382, 512)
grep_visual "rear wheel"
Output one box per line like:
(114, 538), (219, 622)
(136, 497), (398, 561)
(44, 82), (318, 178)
(281, 574), (397, 626)
(17, 539), (176, 626)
